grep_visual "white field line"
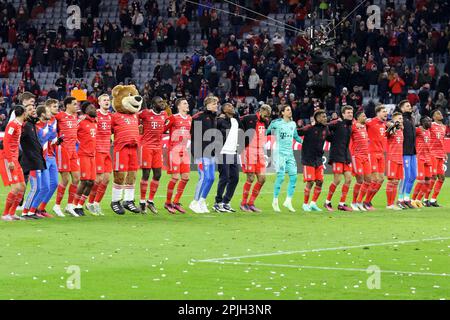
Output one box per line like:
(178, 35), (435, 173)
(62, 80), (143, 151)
(195, 237), (450, 263)
(203, 261), (450, 277)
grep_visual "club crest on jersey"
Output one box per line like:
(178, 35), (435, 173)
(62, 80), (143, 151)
(101, 122), (108, 130)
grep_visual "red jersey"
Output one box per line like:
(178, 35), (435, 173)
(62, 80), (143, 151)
(366, 117), (387, 154)
(55, 111), (78, 152)
(429, 122), (446, 159)
(111, 113), (140, 151)
(350, 122), (369, 157)
(96, 110), (112, 154)
(386, 128), (403, 163)
(164, 113), (192, 150)
(77, 116), (97, 157)
(416, 127), (431, 163)
(139, 109), (167, 149)
(3, 119), (23, 162)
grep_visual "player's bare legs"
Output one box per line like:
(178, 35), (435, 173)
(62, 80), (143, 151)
(87, 172), (110, 215)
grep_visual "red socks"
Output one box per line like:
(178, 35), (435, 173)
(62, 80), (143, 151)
(327, 183), (337, 201)
(312, 185), (322, 202)
(88, 182), (99, 203)
(94, 183), (107, 203)
(67, 183), (78, 205)
(357, 182), (369, 203)
(386, 181), (398, 206)
(432, 179), (444, 200)
(166, 178), (178, 204)
(353, 183), (362, 203)
(248, 182), (263, 206)
(140, 180), (149, 201)
(366, 182), (382, 202)
(9, 190), (24, 215)
(55, 184), (66, 205)
(304, 187), (311, 204)
(340, 184), (350, 203)
(412, 181), (423, 200)
(149, 179), (159, 202)
(241, 181), (252, 205)
(3, 191), (17, 216)
(174, 179), (188, 203)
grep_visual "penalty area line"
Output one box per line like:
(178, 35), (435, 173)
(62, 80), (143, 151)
(194, 236), (450, 262)
(199, 261), (450, 277)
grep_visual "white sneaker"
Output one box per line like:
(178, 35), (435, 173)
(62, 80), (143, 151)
(1, 215), (13, 221)
(52, 205), (65, 217)
(86, 203), (99, 216)
(386, 205), (402, 211)
(189, 200), (202, 213)
(356, 203), (367, 211)
(65, 204), (79, 217)
(199, 199), (210, 213)
(350, 203), (360, 211)
(94, 203), (104, 216)
(16, 204), (24, 211)
(272, 198), (281, 212)
(282, 198), (296, 212)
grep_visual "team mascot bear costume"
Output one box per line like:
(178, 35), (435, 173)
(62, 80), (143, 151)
(110, 84), (143, 215)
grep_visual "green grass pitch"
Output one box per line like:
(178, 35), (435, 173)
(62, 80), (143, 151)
(0, 172), (449, 300)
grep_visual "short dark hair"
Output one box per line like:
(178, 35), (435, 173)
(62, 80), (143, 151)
(45, 98), (59, 107)
(355, 110), (365, 119)
(36, 105), (47, 118)
(398, 99), (410, 111)
(64, 96), (77, 108)
(80, 101), (92, 114)
(420, 116), (431, 126)
(313, 109), (326, 121)
(279, 104), (291, 117)
(430, 109), (442, 118)
(14, 105), (26, 117)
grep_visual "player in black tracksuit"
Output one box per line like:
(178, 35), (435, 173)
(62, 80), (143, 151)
(325, 105), (354, 212)
(298, 110), (329, 212)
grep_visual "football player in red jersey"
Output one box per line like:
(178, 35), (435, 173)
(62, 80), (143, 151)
(0, 105), (27, 221)
(350, 110), (372, 211)
(411, 116), (433, 207)
(426, 109), (447, 207)
(164, 98), (192, 214)
(86, 94), (112, 215)
(110, 85), (143, 215)
(138, 96), (167, 214)
(239, 104), (272, 212)
(53, 97), (80, 217)
(364, 104), (388, 210)
(385, 112), (404, 210)
(73, 102), (98, 217)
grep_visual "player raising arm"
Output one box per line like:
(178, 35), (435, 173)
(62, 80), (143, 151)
(385, 112), (404, 210)
(266, 105), (302, 213)
(411, 116), (433, 207)
(298, 110), (329, 212)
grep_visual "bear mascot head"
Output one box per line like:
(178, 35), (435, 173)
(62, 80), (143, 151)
(111, 84), (143, 114)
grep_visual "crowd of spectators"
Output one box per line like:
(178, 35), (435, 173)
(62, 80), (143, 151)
(0, 0), (450, 135)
